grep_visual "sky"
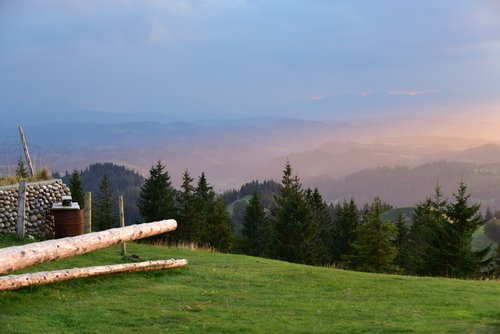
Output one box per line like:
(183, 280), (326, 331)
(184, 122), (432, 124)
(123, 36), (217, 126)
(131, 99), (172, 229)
(1, 0), (500, 120)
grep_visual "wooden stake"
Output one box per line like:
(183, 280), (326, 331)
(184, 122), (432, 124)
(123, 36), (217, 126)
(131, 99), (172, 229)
(84, 192), (92, 233)
(0, 259), (188, 291)
(0, 219), (177, 275)
(16, 181), (26, 240)
(119, 195), (126, 256)
(18, 126), (35, 178)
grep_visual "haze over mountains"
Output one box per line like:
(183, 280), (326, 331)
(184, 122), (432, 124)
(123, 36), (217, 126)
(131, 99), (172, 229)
(2, 101), (500, 209)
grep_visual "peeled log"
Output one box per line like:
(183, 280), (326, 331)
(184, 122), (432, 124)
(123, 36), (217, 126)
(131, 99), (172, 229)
(0, 219), (177, 275)
(0, 259), (188, 291)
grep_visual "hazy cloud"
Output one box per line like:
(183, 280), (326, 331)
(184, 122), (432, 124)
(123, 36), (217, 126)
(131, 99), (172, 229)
(0, 0), (498, 118)
(388, 90), (440, 97)
(147, 17), (169, 44)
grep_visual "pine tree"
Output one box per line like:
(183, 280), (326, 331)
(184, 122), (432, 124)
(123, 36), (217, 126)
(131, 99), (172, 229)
(347, 197), (397, 273)
(408, 182), (492, 277)
(194, 172), (214, 246)
(137, 161), (176, 224)
(206, 196), (233, 252)
(176, 169), (198, 242)
(69, 169), (84, 207)
(445, 181), (491, 277)
(242, 192), (268, 256)
(331, 199), (360, 263)
(394, 212), (409, 269)
(196, 172), (212, 201)
(16, 157), (29, 179)
(305, 188), (331, 265)
(93, 174), (115, 231)
(269, 162), (318, 265)
(408, 184), (452, 276)
(190, 173), (233, 251)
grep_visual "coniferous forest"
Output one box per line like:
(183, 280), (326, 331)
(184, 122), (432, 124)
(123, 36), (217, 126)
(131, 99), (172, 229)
(63, 160), (500, 279)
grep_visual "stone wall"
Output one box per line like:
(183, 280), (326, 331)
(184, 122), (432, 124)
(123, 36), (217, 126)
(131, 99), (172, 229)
(0, 179), (71, 238)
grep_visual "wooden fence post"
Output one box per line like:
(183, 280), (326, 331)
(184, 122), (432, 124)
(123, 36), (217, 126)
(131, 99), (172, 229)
(18, 126), (35, 178)
(119, 195), (126, 256)
(84, 192), (92, 233)
(16, 181), (26, 240)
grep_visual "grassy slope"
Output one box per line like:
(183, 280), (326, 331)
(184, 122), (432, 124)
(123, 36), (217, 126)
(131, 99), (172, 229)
(0, 236), (499, 334)
(226, 194), (252, 216)
(381, 207), (415, 224)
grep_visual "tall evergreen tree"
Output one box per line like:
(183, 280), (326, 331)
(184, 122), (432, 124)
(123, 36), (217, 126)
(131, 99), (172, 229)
(196, 172), (212, 201)
(194, 172), (214, 246)
(16, 157), (29, 179)
(242, 192), (268, 256)
(347, 197), (397, 273)
(408, 182), (491, 277)
(190, 173), (233, 251)
(394, 212), (409, 269)
(445, 181), (491, 277)
(176, 169), (198, 242)
(137, 161), (176, 224)
(269, 162), (319, 265)
(206, 196), (233, 252)
(305, 187), (331, 265)
(407, 184), (451, 275)
(331, 199), (360, 263)
(93, 174), (115, 231)
(69, 169), (84, 207)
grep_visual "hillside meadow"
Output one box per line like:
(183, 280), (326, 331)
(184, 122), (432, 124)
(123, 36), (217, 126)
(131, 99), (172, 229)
(0, 235), (499, 333)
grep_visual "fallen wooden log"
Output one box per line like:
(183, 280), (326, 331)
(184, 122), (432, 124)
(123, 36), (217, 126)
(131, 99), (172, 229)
(0, 259), (188, 291)
(0, 219), (177, 275)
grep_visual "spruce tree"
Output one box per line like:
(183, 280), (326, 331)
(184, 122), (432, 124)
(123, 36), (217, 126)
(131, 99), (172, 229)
(305, 187), (331, 265)
(191, 173), (233, 251)
(394, 212), (409, 269)
(16, 157), (29, 179)
(176, 169), (198, 242)
(69, 169), (84, 207)
(194, 172), (214, 246)
(269, 162), (317, 265)
(137, 161), (176, 224)
(93, 174), (115, 231)
(445, 181), (491, 277)
(408, 182), (492, 277)
(206, 196), (233, 252)
(347, 197), (397, 273)
(331, 199), (360, 263)
(196, 172), (212, 201)
(242, 192), (268, 256)
(408, 184), (451, 276)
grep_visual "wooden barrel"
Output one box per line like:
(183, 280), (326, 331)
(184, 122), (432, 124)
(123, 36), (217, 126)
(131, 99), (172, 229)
(53, 209), (84, 238)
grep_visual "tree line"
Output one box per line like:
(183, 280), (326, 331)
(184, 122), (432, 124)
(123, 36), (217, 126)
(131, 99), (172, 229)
(239, 162), (498, 278)
(65, 160), (500, 279)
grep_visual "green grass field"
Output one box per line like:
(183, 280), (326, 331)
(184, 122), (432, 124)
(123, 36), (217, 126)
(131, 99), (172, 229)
(0, 235), (499, 333)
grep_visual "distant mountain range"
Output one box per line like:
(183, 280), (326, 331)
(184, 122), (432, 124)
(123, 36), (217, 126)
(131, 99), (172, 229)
(310, 160), (500, 209)
(2, 101), (500, 211)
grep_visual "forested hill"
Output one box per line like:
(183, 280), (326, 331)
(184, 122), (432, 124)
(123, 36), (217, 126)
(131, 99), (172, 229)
(313, 160), (500, 208)
(58, 163), (144, 225)
(222, 180), (282, 234)
(223, 180), (281, 208)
